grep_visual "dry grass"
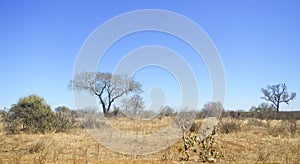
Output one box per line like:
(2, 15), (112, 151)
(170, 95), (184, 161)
(107, 117), (173, 135)
(217, 118), (300, 163)
(0, 117), (299, 163)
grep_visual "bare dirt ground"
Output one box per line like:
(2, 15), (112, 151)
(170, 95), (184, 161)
(0, 117), (299, 163)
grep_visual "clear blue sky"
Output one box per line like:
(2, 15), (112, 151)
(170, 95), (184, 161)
(0, 0), (299, 111)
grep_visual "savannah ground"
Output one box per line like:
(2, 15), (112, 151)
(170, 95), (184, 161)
(0, 116), (299, 163)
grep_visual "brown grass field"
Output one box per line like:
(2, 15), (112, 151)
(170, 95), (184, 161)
(0, 117), (299, 163)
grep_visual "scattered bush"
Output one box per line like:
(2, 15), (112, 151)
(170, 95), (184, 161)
(221, 110), (243, 119)
(249, 103), (275, 119)
(159, 106), (175, 117)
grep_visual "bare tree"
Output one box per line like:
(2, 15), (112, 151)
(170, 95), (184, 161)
(129, 94), (144, 115)
(69, 72), (142, 116)
(202, 101), (224, 117)
(261, 83), (296, 112)
(121, 94), (144, 115)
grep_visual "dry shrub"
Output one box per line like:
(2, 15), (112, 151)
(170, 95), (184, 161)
(284, 119), (297, 138)
(268, 120), (297, 137)
(29, 136), (51, 154)
(219, 119), (241, 134)
(268, 125), (286, 137)
(189, 121), (202, 133)
(180, 126), (222, 162)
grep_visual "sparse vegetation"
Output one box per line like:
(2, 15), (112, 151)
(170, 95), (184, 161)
(0, 115), (299, 163)
(0, 95), (299, 163)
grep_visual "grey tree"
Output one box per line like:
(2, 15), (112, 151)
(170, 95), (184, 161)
(129, 94), (144, 115)
(261, 83), (296, 112)
(121, 94), (144, 116)
(202, 101), (224, 117)
(69, 72), (142, 116)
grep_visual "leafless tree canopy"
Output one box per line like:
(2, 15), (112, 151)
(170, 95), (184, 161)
(129, 94), (144, 115)
(121, 94), (144, 116)
(202, 101), (224, 118)
(261, 83), (296, 112)
(69, 72), (142, 116)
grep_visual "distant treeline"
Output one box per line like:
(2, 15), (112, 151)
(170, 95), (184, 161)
(221, 110), (300, 120)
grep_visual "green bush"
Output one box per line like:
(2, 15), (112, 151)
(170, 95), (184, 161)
(52, 112), (72, 132)
(1, 95), (72, 134)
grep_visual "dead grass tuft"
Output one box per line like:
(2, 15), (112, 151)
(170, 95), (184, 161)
(219, 118), (241, 134)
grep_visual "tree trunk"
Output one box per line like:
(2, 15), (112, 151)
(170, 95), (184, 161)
(103, 108), (107, 116)
(107, 103), (112, 115)
(276, 103), (280, 113)
(100, 102), (108, 116)
(98, 95), (108, 116)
